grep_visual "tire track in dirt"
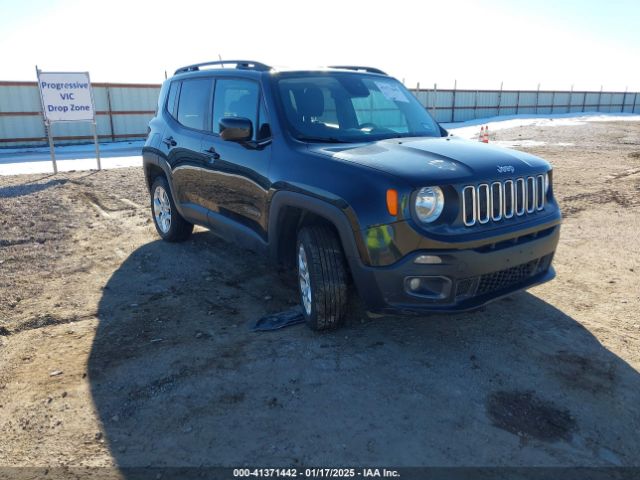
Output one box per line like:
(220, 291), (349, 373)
(560, 188), (639, 217)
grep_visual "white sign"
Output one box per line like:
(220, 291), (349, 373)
(37, 72), (95, 122)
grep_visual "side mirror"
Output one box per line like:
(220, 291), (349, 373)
(220, 117), (253, 142)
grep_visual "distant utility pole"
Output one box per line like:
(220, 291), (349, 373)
(451, 79), (457, 122)
(569, 84), (574, 113)
(597, 85), (603, 111)
(431, 83), (437, 117)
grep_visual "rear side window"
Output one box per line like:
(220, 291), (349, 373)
(165, 81), (179, 118)
(212, 79), (259, 139)
(176, 78), (212, 130)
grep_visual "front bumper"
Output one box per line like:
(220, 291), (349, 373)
(349, 224), (560, 314)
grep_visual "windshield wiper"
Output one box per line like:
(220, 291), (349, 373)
(390, 133), (421, 138)
(296, 135), (351, 144)
(378, 133), (439, 140)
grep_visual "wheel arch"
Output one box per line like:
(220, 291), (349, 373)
(142, 151), (170, 192)
(267, 190), (369, 269)
(142, 151), (191, 221)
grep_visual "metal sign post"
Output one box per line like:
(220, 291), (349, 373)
(45, 120), (58, 174)
(92, 120), (101, 170)
(36, 67), (101, 173)
(36, 66), (58, 173)
(87, 71), (101, 170)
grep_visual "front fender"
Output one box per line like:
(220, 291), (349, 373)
(267, 190), (371, 266)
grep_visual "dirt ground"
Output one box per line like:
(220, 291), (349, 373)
(0, 120), (639, 472)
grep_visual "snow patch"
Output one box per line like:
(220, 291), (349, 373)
(492, 140), (548, 148)
(0, 140), (143, 176)
(443, 112), (640, 141)
(0, 156), (141, 176)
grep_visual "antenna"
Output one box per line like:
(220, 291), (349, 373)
(218, 54), (224, 68)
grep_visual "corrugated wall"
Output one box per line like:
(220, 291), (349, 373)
(415, 88), (639, 124)
(0, 81), (160, 148)
(0, 80), (638, 148)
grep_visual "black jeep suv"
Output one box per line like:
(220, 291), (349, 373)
(143, 60), (561, 330)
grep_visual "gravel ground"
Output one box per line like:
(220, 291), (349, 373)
(0, 120), (639, 473)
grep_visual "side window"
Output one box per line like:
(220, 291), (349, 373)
(176, 78), (212, 130)
(165, 81), (179, 118)
(212, 79), (259, 139)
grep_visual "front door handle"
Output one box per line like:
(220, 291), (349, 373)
(163, 136), (177, 147)
(203, 146), (220, 160)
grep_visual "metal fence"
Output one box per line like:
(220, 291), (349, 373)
(413, 87), (639, 124)
(0, 81), (161, 148)
(0, 80), (638, 148)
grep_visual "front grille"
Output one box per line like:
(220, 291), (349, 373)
(454, 254), (553, 299)
(455, 278), (477, 297)
(476, 259), (540, 295)
(462, 175), (546, 226)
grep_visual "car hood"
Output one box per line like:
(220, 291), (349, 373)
(311, 136), (550, 187)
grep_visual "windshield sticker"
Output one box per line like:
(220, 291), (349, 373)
(375, 81), (410, 103)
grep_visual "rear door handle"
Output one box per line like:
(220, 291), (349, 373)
(203, 146), (220, 160)
(163, 136), (177, 147)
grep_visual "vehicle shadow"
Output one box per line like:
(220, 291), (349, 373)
(90, 232), (640, 470)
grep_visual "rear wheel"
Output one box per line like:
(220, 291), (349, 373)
(150, 176), (193, 242)
(296, 225), (349, 330)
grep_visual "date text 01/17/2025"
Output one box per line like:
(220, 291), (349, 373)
(233, 468), (400, 478)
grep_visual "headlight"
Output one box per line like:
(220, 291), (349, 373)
(415, 186), (444, 223)
(545, 171), (551, 194)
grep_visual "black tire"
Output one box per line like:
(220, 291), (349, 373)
(296, 225), (349, 330)
(150, 176), (193, 242)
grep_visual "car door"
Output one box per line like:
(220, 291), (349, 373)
(164, 77), (214, 221)
(200, 77), (272, 240)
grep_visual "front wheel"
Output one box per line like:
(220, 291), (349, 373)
(297, 225), (349, 330)
(150, 176), (193, 242)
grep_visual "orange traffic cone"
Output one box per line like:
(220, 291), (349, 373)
(483, 125), (489, 143)
(478, 126), (485, 142)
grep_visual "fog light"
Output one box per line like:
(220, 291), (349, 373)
(414, 255), (442, 264)
(405, 276), (452, 299)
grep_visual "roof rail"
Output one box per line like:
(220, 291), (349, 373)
(174, 60), (271, 75)
(328, 65), (387, 75)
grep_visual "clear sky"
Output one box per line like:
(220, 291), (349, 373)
(0, 0), (638, 91)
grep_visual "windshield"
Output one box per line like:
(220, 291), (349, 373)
(275, 72), (442, 143)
